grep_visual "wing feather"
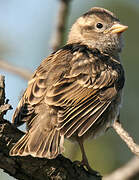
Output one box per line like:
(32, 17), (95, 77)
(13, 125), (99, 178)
(47, 49), (118, 137)
(59, 95), (111, 138)
(78, 101), (111, 137)
(13, 45), (119, 139)
(65, 102), (109, 138)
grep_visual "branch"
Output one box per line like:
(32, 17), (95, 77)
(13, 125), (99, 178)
(52, 0), (72, 51)
(0, 74), (101, 180)
(103, 156), (139, 180)
(112, 121), (139, 156)
(105, 121), (139, 179)
(0, 75), (5, 106)
(0, 75), (12, 119)
(0, 60), (32, 80)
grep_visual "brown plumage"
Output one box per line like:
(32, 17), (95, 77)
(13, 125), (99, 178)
(10, 7), (128, 172)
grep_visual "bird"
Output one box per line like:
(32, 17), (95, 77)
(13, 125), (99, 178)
(10, 7), (128, 173)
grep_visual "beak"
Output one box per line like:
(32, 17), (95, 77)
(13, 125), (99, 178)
(104, 23), (128, 34)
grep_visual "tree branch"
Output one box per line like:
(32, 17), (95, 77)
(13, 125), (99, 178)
(52, 0), (72, 51)
(112, 121), (139, 156)
(103, 156), (139, 180)
(0, 60), (31, 80)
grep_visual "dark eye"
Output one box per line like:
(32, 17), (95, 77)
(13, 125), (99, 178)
(96, 23), (103, 29)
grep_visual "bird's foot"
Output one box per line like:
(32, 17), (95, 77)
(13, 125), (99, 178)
(73, 160), (100, 176)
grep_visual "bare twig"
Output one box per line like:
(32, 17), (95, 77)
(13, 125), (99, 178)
(103, 156), (139, 180)
(0, 75), (5, 106)
(0, 60), (32, 80)
(112, 121), (139, 156)
(52, 0), (72, 51)
(0, 75), (12, 119)
(0, 104), (12, 114)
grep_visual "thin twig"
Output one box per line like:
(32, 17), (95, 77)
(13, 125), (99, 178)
(0, 60), (32, 80)
(0, 75), (5, 106)
(52, 0), (72, 51)
(112, 121), (139, 156)
(0, 104), (12, 114)
(0, 75), (12, 119)
(103, 156), (139, 180)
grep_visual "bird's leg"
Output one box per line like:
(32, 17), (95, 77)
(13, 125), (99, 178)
(77, 138), (99, 175)
(78, 138), (90, 168)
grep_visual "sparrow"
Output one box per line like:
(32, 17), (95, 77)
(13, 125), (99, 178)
(10, 7), (128, 172)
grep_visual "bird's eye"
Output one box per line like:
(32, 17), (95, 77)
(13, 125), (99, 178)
(96, 23), (103, 29)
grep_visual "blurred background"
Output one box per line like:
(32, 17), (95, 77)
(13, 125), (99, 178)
(0, 0), (139, 179)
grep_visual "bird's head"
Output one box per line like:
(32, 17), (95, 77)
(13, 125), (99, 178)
(68, 7), (128, 54)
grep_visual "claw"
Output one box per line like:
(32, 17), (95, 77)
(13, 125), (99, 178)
(73, 160), (100, 176)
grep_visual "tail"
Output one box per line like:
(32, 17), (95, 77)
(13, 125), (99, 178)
(10, 92), (65, 158)
(10, 127), (64, 158)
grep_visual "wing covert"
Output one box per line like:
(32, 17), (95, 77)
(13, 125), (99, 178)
(45, 47), (119, 137)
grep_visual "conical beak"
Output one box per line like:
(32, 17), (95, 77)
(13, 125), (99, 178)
(104, 23), (128, 34)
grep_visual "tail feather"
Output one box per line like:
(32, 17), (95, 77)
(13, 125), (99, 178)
(10, 133), (30, 156)
(10, 102), (65, 159)
(10, 128), (64, 159)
